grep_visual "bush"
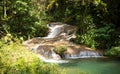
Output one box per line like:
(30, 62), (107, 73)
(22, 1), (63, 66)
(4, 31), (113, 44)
(54, 46), (67, 58)
(74, 16), (96, 49)
(0, 0), (48, 39)
(105, 46), (120, 57)
(75, 22), (115, 50)
(94, 23), (115, 49)
(0, 43), (62, 74)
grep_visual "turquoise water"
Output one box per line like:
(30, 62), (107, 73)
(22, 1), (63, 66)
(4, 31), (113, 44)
(59, 58), (120, 74)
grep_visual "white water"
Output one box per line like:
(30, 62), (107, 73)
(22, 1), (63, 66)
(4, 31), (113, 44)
(38, 55), (68, 63)
(32, 43), (68, 63)
(24, 23), (103, 63)
(45, 24), (64, 38)
(32, 44), (39, 53)
(65, 51), (103, 59)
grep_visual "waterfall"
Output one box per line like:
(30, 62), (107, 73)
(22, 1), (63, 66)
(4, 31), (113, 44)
(32, 44), (39, 53)
(65, 50), (103, 59)
(45, 24), (64, 38)
(38, 55), (68, 63)
(23, 22), (104, 63)
(31, 44), (68, 63)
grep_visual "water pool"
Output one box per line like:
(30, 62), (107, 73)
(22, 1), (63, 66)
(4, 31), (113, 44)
(59, 58), (120, 74)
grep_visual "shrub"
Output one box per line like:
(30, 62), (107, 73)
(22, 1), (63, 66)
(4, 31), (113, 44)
(75, 22), (115, 50)
(94, 23), (115, 49)
(105, 46), (120, 57)
(0, 0), (48, 39)
(0, 43), (61, 74)
(75, 16), (96, 49)
(54, 46), (67, 58)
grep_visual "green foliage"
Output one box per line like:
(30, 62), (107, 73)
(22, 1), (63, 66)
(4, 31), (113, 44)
(0, 31), (24, 47)
(95, 23), (115, 49)
(0, 0), (119, 55)
(75, 16), (96, 49)
(54, 46), (67, 57)
(46, 0), (115, 50)
(103, 0), (120, 26)
(105, 46), (120, 57)
(0, 43), (62, 74)
(75, 22), (115, 49)
(0, 0), (48, 39)
(45, 0), (120, 50)
(46, 0), (66, 21)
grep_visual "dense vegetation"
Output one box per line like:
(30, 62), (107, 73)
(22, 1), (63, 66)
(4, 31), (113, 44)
(0, 42), (61, 74)
(0, 0), (48, 39)
(45, 0), (120, 56)
(0, 0), (120, 74)
(1, 0), (119, 49)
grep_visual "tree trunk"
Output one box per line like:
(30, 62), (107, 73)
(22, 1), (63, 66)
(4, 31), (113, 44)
(3, 0), (7, 18)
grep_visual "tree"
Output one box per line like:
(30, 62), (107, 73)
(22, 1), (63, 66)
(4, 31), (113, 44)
(0, 0), (48, 39)
(3, 0), (7, 18)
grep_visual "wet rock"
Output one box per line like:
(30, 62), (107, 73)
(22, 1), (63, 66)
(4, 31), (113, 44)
(23, 22), (103, 62)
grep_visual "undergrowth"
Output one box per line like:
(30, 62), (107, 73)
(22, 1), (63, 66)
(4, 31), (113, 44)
(0, 42), (62, 74)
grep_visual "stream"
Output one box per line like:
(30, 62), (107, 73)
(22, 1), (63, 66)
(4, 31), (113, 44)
(60, 58), (120, 74)
(23, 22), (120, 74)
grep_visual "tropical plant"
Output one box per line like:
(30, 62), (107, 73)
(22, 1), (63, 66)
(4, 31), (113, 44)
(54, 46), (67, 57)
(105, 46), (120, 58)
(95, 23), (115, 49)
(0, 0), (48, 39)
(0, 43), (62, 74)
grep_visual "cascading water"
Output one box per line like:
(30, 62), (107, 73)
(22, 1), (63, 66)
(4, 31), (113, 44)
(28, 23), (69, 63)
(23, 22), (103, 63)
(33, 45), (68, 63)
(23, 23), (120, 74)
(45, 24), (64, 38)
(65, 50), (103, 59)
